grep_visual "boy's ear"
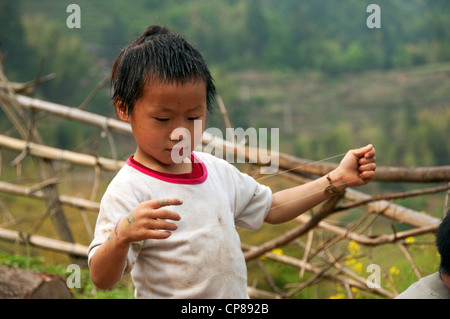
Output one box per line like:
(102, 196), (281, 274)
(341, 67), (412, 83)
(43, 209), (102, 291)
(115, 101), (129, 122)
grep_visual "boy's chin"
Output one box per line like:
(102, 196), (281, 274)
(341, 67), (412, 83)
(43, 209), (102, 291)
(168, 149), (191, 164)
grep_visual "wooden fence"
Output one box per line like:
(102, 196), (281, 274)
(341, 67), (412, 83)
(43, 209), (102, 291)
(0, 68), (449, 298)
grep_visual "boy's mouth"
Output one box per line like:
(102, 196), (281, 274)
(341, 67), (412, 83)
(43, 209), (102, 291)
(166, 148), (185, 155)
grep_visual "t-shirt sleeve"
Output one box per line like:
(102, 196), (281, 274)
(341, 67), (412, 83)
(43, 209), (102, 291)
(88, 184), (143, 275)
(227, 164), (273, 230)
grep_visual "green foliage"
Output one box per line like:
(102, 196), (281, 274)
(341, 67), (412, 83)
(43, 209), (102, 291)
(21, 15), (100, 107)
(6, 0), (450, 76)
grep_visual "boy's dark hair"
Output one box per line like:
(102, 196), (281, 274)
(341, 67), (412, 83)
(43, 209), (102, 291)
(111, 25), (216, 115)
(436, 210), (450, 275)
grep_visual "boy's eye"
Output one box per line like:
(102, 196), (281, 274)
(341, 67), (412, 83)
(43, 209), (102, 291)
(188, 116), (201, 121)
(155, 118), (169, 122)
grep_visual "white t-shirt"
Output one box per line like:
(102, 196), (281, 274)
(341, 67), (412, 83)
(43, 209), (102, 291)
(88, 151), (272, 298)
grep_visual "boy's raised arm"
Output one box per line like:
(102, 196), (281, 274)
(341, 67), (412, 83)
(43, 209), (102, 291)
(265, 144), (376, 224)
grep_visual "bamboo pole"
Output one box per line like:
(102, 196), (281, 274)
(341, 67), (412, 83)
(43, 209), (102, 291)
(0, 134), (125, 171)
(0, 226), (88, 257)
(345, 188), (442, 228)
(0, 181), (100, 212)
(16, 95), (132, 135)
(335, 184), (450, 212)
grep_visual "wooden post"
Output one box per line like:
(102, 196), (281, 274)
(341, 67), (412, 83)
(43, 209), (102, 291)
(0, 69), (83, 265)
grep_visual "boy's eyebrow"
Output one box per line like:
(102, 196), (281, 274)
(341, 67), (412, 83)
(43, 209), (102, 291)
(153, 104), (204, 114)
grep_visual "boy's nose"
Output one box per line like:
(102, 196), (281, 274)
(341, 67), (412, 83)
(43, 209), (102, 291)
(170, 127), (190, 141)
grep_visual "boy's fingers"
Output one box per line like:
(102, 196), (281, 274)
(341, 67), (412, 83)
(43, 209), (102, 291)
(148, 218), (179, 231)
(358, 155), (376, 165)
(147, 230), (173, 240)
(136, 198), (182, 221)
(365, 147), (376, 158)
(358, 163), (377, 172)
(352, 144), (373, 157)
(359, 170), (375, 181)
(152, 208), (181, 221)
(147, 198), (183, 209)
(158, 197), (183, 208)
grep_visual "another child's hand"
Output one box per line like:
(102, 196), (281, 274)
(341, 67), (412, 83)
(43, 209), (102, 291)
(333, 144), (376, 189)
(114, 198), (182, 245)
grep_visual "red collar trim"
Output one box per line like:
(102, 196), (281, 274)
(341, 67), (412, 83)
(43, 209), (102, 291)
(126, 153), (207, 185)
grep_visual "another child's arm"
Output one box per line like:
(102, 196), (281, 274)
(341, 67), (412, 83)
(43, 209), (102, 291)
(89, 198), (182, 289)
(265, 144), (376, 224)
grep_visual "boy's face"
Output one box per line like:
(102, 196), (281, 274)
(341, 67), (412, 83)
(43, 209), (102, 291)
(117, 80), (207, 172)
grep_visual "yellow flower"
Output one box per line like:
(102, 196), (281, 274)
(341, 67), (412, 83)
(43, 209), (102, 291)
(353, 262), (363, 274)
(345, 258), (357, 266)
(389, 266), (400, 276)
(271, 248), (283, 255)
(329, 293), (345, 299)
(405, 237), (415, 244)
(344, 258), (362, 274)
(260, 248), (283, 260)
(347, 240), (361, 255)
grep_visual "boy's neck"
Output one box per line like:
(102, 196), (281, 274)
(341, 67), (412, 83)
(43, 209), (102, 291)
(133, 150), (193, 175)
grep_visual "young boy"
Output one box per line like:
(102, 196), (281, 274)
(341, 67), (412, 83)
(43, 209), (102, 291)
(88, 25), (376, 298)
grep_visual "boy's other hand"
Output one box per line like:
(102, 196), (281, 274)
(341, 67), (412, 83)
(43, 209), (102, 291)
(115, 198), (182, 245)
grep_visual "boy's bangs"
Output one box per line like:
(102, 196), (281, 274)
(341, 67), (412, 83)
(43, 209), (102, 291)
(111, 26), (215, 114)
